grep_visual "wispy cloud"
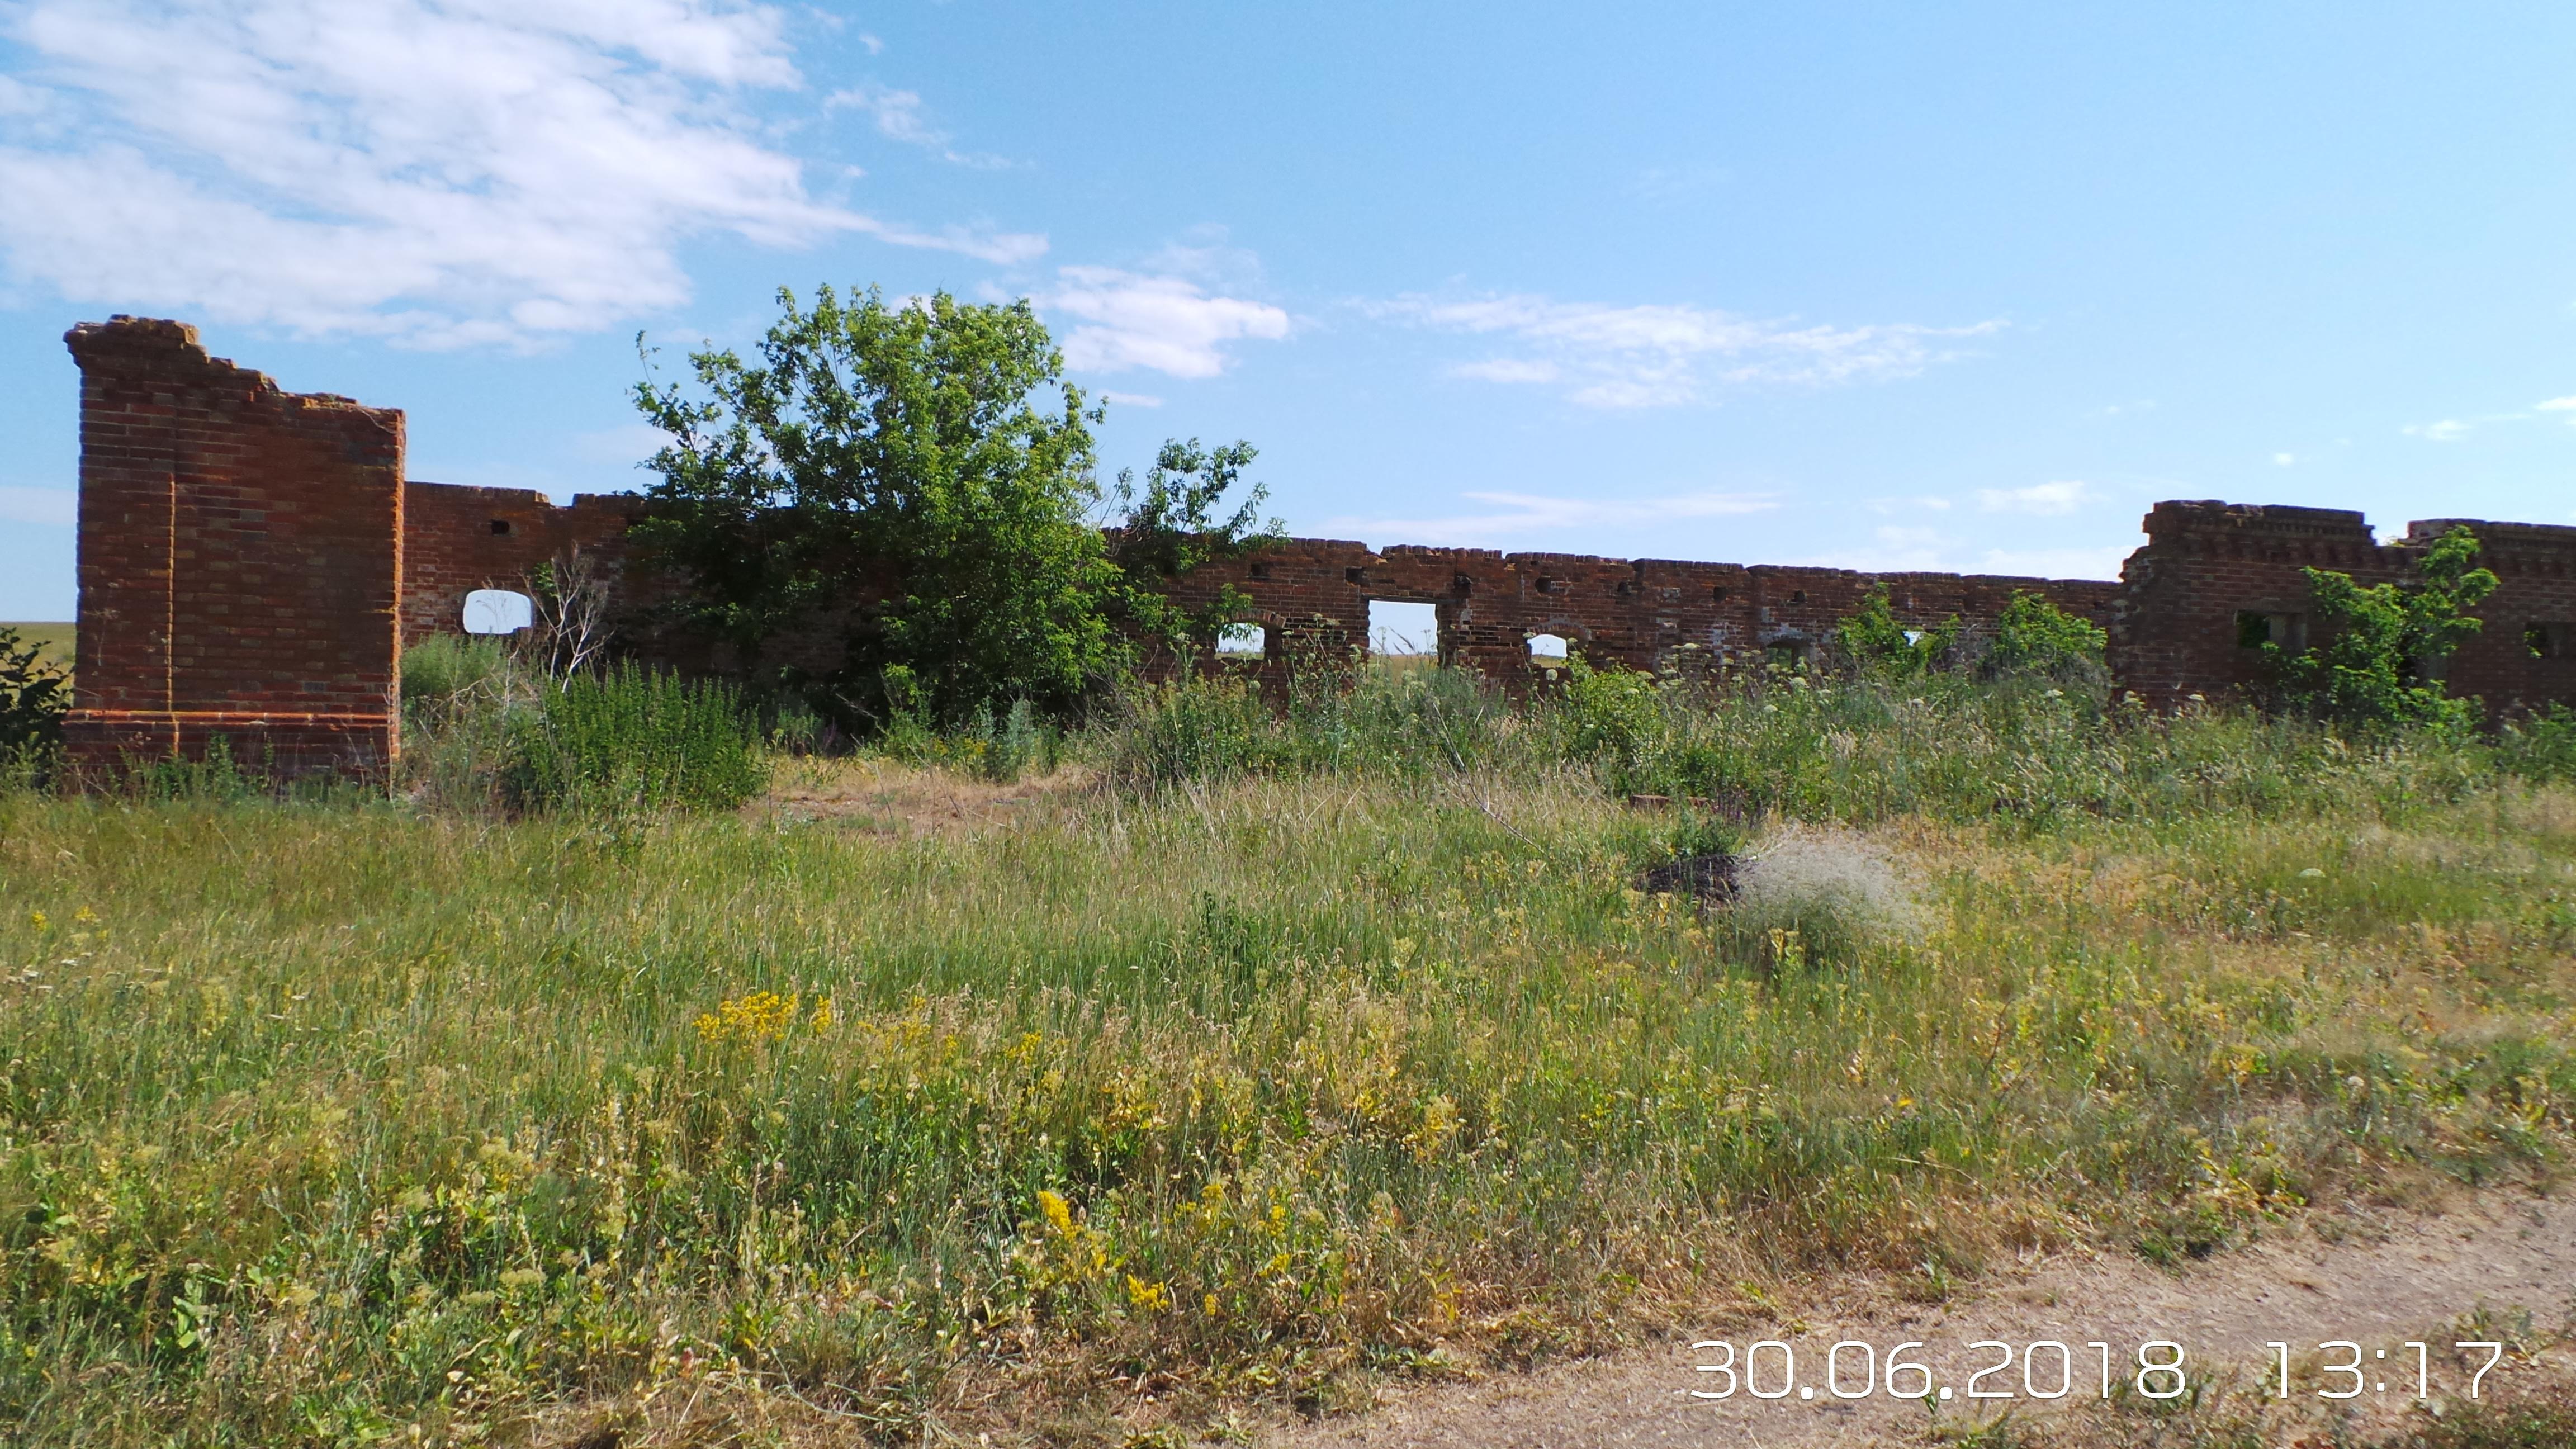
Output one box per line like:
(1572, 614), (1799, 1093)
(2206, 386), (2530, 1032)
(1977, 480), (2091, 515)
(0, 0), (1043, 348)
(1368, 292), (2002, 409)
(2540, 395), (2576, 422)
(1100, 391), (1164, 409)
(825, 82), (1010, 168)
(1044, 267), (1290, 378)
(0, 486), (77, 526)
(2404, 409), (2538, 442)
(1322, 488), (1776, 548)
(2404, 419), (2471, 442)
(2273, 452), (2296, 466)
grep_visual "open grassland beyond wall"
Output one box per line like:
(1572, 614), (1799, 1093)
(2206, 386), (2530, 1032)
(2, 623), (75, 673)
(3, 680), (2576, 1446)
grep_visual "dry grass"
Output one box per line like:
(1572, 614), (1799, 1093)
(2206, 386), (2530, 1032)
(2, 678), (2573, 1446)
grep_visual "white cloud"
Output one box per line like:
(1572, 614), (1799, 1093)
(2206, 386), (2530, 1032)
(0, 0), (1044, 348)
(2273, 452), (2296, 466)
(2541, 396), (2576, 419)
(1368, 292), (2001, 409)
(1044, 267), (1290, 378)
(1322, 488), (1775, 548)
(2404, 419), (2470, 442)
(1100, 390), (1164, 409)
(0, 487), (78, 526)
(825, 82), (1010, 168)
(1977, 480), (2091, 515)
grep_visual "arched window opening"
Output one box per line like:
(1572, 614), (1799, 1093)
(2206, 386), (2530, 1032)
(1216, 622), (1267, 657)
(462, 589), (534, 635)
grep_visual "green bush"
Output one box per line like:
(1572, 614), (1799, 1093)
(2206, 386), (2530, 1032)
(502, 665), (766, 812)
(1834, 582), (1954, 676)
(1102, 672), (1285, 788)
(1984, 589), (2108, 682)
(0, 626), (69, 756)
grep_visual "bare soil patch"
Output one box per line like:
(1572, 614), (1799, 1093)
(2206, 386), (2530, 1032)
(1262, 1192), (2576, 1448)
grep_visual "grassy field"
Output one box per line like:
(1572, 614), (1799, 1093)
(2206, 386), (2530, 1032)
(2, 621), (75, 674)
(3, 665), (2574, 1446)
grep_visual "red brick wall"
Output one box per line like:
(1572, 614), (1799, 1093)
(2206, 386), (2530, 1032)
(64, 320), (2576, 783)
(1151, 534), (2121, 692)
(2109, 501), (2576, 713)
(63, 317), (404, 776)
(398, 482), (642, 644)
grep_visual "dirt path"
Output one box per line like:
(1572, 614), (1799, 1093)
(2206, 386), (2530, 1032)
(1264, 1194), (2576, 1448)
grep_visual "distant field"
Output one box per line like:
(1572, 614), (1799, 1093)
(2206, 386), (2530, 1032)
(0, 621), (73, 672)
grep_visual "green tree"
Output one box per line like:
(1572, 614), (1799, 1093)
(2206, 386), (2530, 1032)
(2266, 524), (2498, 729)
(1836, 583), (1955, 677)
(1985, 590), (2108, 681)
(632, 286), (1115, 723)
(1104, 438), (1284, 657)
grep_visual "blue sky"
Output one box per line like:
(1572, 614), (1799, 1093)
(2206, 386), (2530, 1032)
(4, 1), (2574, 621)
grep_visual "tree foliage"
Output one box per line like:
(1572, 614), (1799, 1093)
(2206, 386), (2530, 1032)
(632, 286), (1116, 723)
(1985, 590), (2109, 681)
(2266, 524), (2497, 729)
(632, 287), (1273, 726)
(1104, 438), (1284, 657)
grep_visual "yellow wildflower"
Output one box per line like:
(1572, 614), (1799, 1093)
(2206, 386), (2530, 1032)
(1125, 1275), (1170, 1312)
(1038, 1189), (1073, 1235)
(695, 990), (800, 1044)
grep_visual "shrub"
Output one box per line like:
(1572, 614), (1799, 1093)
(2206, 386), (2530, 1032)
(1985, 589), (2108, 682)
(1834, 583), (1954, 676)
(1101, 673), (1284, 788)
(503, 665), (766, 812)
(0, 626), (70, 755)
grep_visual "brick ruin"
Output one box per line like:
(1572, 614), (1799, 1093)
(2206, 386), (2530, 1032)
(54, 316), (2576, 775)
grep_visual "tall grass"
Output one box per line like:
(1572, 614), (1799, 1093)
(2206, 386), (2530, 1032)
(396, 638), (765, 814)
(501, 664), (766, 812)
(0, 662), (2571, 1443)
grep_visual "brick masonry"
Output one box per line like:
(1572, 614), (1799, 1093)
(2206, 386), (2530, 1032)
(63, 317), (404, 776)
(2112, 501), (2576, 712)
(60, 319), (2576, 776)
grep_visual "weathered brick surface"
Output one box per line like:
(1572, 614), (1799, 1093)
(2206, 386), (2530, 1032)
(64, 321), (2576, 785)
(398, 482), (642, 643)
(63, 317), (402, 776)
(1150, 536), (2121, 691)
(2111, 501), (2576, 713)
